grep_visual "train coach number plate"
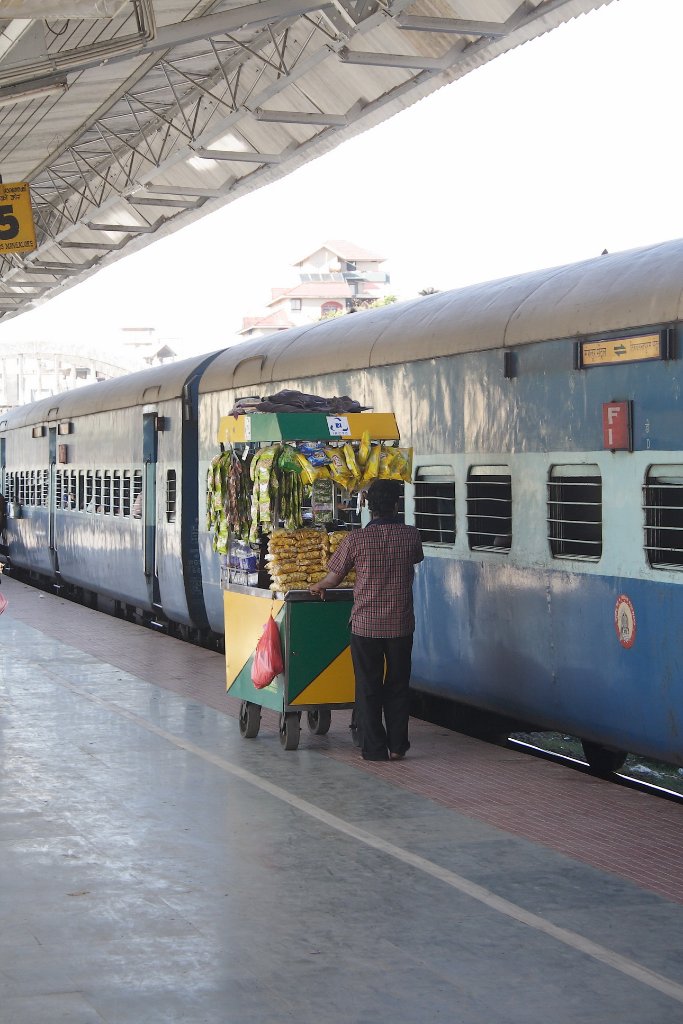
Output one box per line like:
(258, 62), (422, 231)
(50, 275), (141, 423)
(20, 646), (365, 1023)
(614, 594), (636, 649)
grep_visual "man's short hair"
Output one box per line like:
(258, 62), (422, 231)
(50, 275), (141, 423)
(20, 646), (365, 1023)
(367, 479), (401, 517)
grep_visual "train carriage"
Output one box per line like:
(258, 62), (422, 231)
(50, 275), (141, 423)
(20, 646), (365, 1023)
(196, 238), (683, 769)
(0, 352), (220, 632)
(3, 237), (683, 769)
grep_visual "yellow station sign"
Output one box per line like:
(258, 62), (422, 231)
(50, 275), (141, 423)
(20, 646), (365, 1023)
(0, 182), (37, 255)
(581, 333), (662, 367)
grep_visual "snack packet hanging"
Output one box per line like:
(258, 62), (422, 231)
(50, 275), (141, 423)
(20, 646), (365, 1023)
(278, 445), (302, 474)
(294, 451), (330, 485)
(359, 444), (381, 488)
(325, 447), (355, 491)
(378, 446), (413, 482)
(342, 443), (361, 486)
(297, 442), (330, 466)
(357, 431), (371, 468)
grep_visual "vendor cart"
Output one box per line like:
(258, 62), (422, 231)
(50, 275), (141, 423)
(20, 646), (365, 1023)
(212, 408), (409, 750)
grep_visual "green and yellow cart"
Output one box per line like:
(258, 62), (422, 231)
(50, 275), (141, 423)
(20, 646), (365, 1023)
(215, 409), (405, 750)
(224, 585), (355, 749)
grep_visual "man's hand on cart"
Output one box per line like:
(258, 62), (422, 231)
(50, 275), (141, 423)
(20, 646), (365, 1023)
(309, 570), (343, 599)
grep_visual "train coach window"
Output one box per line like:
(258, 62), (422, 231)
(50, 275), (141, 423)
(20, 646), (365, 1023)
(60, 470), (76, 509)
(103, 471), (112, 515)
(166, 469), (177, 523)
(467, 466), (512, 552)
(84, 471), (94, 511)
(132, 470), (143, 518)
(94, 470), (102, 513)
(113, 471), (122, 515)
(643, 466), (683, 569)
(414, 466), (455, 545)
(547, 465), (602, 561)
(122, 471), (131, 516)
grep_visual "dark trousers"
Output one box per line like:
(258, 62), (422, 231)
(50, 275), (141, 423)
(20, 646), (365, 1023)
(350, 633), (413, 760)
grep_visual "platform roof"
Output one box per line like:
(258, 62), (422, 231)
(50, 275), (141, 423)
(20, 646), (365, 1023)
(0, 0), (613, 323)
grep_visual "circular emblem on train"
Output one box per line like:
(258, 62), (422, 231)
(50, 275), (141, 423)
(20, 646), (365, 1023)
(614, 594), (636, 649)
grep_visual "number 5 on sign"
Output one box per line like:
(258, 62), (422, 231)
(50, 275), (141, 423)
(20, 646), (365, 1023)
(0, 182), (37, 255)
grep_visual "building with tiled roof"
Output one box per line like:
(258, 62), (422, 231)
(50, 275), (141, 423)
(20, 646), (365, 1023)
(239, 242), (390, 338)
(293, 240), (386, 266)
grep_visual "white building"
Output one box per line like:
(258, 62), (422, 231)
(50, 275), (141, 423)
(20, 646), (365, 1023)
(0, 330), (178, 413)
(239, 241), (391, 339)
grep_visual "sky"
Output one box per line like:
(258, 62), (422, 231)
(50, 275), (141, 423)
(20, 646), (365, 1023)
(1, 0), (682, 358)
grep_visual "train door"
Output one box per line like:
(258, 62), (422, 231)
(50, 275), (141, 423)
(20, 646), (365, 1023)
(0, 437), (5, 539)
(142, 412), (161, 606)
(47, 426), (58, 573)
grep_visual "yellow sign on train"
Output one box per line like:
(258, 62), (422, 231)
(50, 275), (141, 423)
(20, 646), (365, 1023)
(0, 182), (37, 255)
(581, 333), (662, 367)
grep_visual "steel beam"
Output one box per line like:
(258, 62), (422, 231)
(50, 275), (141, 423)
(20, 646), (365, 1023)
(150, 1), (328, 51)
(60, 240), (125, 250)
(396, 17), (508, 36)
(193, 148), (282, 163)
(127, 195), (204, 208)
(86, 221), (159, 232)
(339, 49), (445, 71)
(255, 108), (347, 126)
(30, 259), (98, 272)
(143, 185), (222, 197)
(16, 266), (75, 276)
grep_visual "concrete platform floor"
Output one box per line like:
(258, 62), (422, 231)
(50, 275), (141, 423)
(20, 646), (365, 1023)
(1, 576), (682, 1024)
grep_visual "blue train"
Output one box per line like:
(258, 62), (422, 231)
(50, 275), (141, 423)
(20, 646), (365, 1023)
(2, 237), (683, 771)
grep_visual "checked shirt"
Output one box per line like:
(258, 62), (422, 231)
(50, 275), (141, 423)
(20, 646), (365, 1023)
(327, 518), (424, 637)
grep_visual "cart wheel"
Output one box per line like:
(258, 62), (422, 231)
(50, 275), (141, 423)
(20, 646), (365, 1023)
(307, 708), (332, 735)
(279, 712), (301, 750)
(239, 701), (261, 739)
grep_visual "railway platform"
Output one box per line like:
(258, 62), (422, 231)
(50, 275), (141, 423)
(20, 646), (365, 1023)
(0, 575), (682, 1024)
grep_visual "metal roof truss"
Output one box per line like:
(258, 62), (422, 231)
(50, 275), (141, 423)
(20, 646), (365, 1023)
(0, 0), (613, 320)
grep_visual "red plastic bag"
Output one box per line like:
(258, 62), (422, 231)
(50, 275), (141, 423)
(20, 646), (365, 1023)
(251, 613), (284, 689)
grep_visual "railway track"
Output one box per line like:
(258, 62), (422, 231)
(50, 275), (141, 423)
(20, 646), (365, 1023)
(507, 736), (683, 804)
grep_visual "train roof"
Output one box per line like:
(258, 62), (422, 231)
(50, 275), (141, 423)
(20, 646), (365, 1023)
(0, 350), (221, 429)
(199, 238), (683, 393)
(4, 238), (681, 430)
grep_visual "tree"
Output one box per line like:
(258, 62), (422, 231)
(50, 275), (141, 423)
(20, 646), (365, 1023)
(318, 295), (397, 321)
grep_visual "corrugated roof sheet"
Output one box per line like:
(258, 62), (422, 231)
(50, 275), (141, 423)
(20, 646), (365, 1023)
(0, 0), (615, 322)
